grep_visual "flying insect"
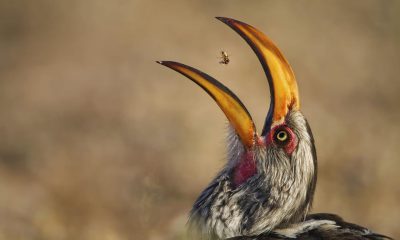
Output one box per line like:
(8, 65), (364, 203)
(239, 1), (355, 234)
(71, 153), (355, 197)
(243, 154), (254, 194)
(219, 50), (230, 65)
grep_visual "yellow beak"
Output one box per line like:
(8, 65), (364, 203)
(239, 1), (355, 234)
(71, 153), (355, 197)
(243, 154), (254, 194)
(157, 61), (256, 148)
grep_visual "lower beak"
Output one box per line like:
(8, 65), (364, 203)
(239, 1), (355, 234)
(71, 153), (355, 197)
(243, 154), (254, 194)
(157, 61), (256, 148)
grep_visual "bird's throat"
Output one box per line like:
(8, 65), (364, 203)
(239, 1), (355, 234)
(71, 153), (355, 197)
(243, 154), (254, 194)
(233, 152), (256, 187)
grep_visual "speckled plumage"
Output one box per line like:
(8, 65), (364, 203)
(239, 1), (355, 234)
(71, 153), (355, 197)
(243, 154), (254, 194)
(228, 214), (392, 240)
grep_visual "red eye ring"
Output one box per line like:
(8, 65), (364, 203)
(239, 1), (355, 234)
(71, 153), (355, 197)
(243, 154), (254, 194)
(273, 127), (291, 147)
(270, 125), (297, 155)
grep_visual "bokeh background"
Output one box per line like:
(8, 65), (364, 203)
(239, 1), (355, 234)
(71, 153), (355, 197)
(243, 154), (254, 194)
(0, 0), (399, 239)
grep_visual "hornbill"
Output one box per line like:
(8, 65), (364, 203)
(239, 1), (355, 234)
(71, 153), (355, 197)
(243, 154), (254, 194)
(157, 17), (391, 240)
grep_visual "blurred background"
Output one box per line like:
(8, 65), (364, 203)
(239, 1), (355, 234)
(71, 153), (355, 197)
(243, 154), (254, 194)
(0, 0), (399, 239)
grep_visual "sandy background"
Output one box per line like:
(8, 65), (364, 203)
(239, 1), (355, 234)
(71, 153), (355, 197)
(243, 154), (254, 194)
(0, 0), (399, 239)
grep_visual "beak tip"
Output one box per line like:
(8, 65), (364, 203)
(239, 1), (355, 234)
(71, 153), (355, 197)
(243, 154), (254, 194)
(156, 61), (163, 65)
(216, 17), (244, 31)
(215, 16), (231, 24)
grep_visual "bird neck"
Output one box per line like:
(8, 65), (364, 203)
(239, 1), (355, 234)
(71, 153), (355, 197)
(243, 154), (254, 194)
(232, 151), (256, 187)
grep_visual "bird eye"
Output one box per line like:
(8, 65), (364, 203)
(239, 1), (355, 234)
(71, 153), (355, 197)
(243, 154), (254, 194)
(274, 129), (290, 145)
(276, 130), (287, 141)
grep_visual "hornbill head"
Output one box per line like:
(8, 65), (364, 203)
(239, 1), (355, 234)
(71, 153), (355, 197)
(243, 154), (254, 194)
(157, 17), (317, 239)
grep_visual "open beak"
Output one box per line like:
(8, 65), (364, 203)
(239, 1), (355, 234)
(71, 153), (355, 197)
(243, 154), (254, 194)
(216, 17), (300, 136)
(156, 61), (256, 148)
(157, 17), (300, 146)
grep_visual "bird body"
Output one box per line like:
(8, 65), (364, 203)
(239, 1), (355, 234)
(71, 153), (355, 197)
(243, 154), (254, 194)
(157, 17), (391, 240)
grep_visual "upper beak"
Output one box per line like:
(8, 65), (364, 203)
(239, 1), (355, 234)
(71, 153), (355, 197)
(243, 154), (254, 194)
(156, 61), (256, 148)
(216, 17), (300, 136)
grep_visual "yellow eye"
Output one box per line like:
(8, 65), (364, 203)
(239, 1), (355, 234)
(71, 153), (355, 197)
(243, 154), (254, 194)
(276, 130), (288, 142)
